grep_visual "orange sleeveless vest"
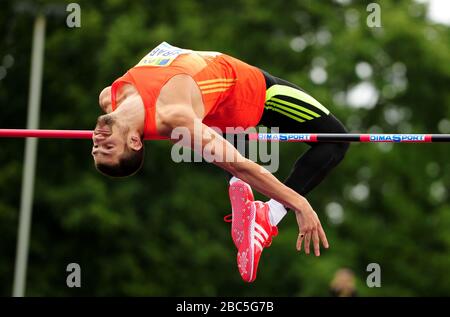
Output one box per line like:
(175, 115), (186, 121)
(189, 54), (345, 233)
(110, 42), (266, 139)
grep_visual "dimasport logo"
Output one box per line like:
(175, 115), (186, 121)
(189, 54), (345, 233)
(259, 134), (312, 141)
(369, 134), (426, 142)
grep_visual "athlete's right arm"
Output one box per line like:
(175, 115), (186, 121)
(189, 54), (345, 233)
(157, 105), (329, 256)
(155, 74), (328, 256)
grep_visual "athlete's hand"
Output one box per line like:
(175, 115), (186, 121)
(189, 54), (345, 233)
(295, 199), (329, 256)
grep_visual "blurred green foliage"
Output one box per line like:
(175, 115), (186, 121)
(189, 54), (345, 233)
(0, 0), (449, 296)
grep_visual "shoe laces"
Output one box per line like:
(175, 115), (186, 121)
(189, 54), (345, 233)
(263, 226), (278, 248)
(223, 214), (232, 223)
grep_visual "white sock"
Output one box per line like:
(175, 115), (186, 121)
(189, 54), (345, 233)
(267, 199), (287, 226)
(229, 176), (241, 185)
(229, 178), (287, 225)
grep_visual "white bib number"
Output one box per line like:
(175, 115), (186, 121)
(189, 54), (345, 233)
(135, 42), (192, 67)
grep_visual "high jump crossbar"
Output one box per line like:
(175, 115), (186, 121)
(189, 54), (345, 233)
(0, 129), (450, 143)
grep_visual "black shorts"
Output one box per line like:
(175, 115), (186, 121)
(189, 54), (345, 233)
(258, 69), (347, 135)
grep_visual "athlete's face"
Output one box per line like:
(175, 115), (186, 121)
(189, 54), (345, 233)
(91, 114), (128, 166)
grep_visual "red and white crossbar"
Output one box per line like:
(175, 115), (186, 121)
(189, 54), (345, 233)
(248, 133), (450, 143)
(1, 129), (450, 143)
(0, 129), (93, 139)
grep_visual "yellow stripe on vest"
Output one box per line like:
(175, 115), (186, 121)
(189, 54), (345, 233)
(201, 87), (231, 95)
(199, 82), (235, 90)
(197, 78), (236, 86)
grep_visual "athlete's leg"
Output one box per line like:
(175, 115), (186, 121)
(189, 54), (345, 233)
(224, 72), (349, 191)
(228, 71), (348, 282)
(258, 70), (349, 223)
(258, 103), (349, 196)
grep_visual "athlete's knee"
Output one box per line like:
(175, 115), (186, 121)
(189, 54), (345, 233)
(335, 142), (349, 162)
(299, 141), (348, 170)
(326, 115), (350, 162)
(309, 141), (348, 168)
(328, 142), (349, 165)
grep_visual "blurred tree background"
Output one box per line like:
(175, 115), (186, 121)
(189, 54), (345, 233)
(0, 0), (449, 296)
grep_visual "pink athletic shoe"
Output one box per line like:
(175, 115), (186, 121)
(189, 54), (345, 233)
(224, 180), (254, 249)
(237, 200), (278, 283)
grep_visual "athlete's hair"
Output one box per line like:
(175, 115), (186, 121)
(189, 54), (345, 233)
(95, 145), (145, 177)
